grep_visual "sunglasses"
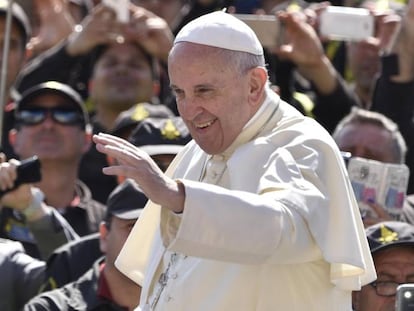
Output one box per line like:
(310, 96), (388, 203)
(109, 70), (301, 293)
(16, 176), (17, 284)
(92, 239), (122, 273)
(16, 107), (85, 126)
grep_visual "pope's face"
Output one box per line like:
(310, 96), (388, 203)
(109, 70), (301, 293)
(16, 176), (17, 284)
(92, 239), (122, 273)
(168, 43), (258, 155)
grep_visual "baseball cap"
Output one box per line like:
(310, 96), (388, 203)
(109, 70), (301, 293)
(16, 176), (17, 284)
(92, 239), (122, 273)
(111, 103), (175, 138)
(174, 10), (264, 56)
(128, 116), (191, 156)
(15, 81), (90, 128)
(105, 179), (148, 221)
(366, 221), (414, 255)
(0, 0), (31, 43)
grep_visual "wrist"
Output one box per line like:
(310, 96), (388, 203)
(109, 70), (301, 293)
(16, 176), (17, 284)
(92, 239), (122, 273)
(22, 188), (46, 221)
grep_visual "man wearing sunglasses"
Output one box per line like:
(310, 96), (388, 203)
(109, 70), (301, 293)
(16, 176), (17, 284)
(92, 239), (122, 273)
(0, 81), (106, 260)
(352, 221), (414, 310)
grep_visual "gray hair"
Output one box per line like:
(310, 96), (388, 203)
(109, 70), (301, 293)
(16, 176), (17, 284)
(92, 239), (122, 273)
(332, 107), (407, 164)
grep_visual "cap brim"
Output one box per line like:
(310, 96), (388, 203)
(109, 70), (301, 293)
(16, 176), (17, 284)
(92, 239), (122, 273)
(371, 241), (414, 254)
(112, 209), (142, 220)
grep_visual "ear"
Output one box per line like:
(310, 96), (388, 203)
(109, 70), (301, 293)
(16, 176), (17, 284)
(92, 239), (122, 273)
(247, 67), (267, 108)
(8, 129), (17, 149)
(82, 128), (92, 154)
(352, 290), (361, 310)
(99, 221), (109, 253)
(152, 80), (161, 97)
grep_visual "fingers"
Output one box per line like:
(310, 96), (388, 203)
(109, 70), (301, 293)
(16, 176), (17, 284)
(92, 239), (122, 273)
(0, 160), (19, 192)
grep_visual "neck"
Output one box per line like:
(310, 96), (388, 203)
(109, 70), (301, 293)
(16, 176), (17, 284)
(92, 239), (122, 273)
(104, 265), (141, 310)
(35, 161), (79, 209)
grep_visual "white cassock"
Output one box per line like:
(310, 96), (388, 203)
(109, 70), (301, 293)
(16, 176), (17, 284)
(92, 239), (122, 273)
(116, 90), (376, 311)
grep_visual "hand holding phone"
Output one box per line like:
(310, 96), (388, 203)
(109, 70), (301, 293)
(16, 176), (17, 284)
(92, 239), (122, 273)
(102, 0), (130, 23)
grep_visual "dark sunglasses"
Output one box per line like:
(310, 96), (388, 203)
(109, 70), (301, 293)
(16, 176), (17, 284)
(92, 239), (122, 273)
(16, 107), (84, 126)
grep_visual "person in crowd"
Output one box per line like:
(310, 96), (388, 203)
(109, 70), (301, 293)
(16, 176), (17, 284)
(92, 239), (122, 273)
(16, 3), (176, 203)
(352, 220), (414, 310)
(93, 11), (375, 310)
(0, 81), (105, 259)
(332, 107), (413, 226)
(0, 238), (45, 311)
(272, 7), (400, 133)
(0, 0), (32, 157)
(127, 116), (191, 172)
(111, 102), (175, 140)
(24, 178), (147, 310)
(371, 0), (414, 195)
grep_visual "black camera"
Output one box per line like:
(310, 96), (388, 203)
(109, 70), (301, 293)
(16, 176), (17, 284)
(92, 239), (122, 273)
(0, 156), (42, 197)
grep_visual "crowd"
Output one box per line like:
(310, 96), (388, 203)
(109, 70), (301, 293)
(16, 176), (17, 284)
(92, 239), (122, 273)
(0, 0), (413, 310)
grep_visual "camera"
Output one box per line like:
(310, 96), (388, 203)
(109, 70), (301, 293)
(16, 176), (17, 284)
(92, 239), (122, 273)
(232, 14), (283, 48)
(396, 284), (414, 311)
(319, 6), (374, 41)
(0, 156), (42, 197)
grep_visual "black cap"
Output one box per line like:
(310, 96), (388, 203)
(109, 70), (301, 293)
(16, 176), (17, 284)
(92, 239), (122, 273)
(16, 81), (90, 128)
(366, 221), (414, 254)
(0, 0), (31, 43)
(105, 179), (148, 220)
(111, 103), (175, 138)
(128, 116), (191, 156)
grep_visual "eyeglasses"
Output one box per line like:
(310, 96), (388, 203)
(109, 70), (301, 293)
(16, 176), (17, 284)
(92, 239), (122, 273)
(16, 107), (84, 126)
(370, 281), (405, 297)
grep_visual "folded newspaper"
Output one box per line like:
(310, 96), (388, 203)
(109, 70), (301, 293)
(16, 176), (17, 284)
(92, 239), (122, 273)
(347, 157), (410, 219)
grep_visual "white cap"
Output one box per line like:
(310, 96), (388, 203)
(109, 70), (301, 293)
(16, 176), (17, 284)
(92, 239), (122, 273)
(174, 11), (264, 56)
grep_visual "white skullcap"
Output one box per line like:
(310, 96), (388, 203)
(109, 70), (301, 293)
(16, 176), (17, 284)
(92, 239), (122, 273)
(174, 11), (264, 56)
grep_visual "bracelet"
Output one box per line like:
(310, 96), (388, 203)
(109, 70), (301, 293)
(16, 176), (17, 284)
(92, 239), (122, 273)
(22, 188), (45, 219)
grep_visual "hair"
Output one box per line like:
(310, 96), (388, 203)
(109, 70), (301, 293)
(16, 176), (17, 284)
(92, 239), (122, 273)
(214, 48), (266, 74)
(332, 107), (407, 164)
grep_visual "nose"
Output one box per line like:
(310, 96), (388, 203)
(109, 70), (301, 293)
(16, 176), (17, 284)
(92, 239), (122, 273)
(41, 112), (57, 128)
(177, 97), (203, 121)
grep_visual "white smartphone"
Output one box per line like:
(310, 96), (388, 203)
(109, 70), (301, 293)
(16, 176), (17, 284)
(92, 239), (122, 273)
(102, 0), (130, 23)
(232, 14), (282, 48)
(396, 284), (414, 311)
(319, 6), (374, 41)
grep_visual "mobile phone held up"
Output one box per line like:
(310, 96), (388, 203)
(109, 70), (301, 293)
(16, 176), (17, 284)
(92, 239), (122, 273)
(232, 14), (282, 48)
(319, 6), (374, 41)
(102, 0), (130, 23)
(396, 284), (414, 311)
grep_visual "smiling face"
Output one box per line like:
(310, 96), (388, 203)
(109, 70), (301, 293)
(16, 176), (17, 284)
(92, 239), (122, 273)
(168, 43), (266, 155)
(90, 43), (155, 112)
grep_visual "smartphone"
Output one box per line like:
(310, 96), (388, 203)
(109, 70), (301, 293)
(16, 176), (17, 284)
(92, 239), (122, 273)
(102, 0), (130, 23)
(232, 14), (282, 48)
(319, 6), (374, 41)
(396, 284), (414, 311)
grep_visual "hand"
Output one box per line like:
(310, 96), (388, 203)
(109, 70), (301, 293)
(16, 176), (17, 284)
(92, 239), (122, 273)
(274, 10), (338, 94)
(93, 133), (185, 212)
(0, 159), (33, 211)
(384, 0), (414, 81)
(66, 5), (121, 56)
(274, 11), (326, 71)
(27, 0), (75, 59)
(121, 5), (174, 63)
(361, 200), (393, 227)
